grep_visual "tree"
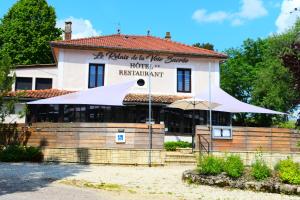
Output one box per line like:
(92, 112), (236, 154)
(193, 42), (214, 50)
(220, 39), (268, 125)
(220, 33), (299, 126)
(0, 55), (16, 122)
(0, 0), (62, 65)
(251, 58), (297, 126)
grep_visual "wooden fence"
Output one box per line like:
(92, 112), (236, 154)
(196, 126), (300, 153)
(0, 123), (165, 149)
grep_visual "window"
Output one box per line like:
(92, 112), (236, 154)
(35, 78), (52, 90)
(15, 77), (32, 90)
(177, 68), (191, 93)
(89, 64), (105, 88)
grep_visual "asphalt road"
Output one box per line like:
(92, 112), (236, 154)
(0, 183), (125, 200)
(1, 163), (299, 200)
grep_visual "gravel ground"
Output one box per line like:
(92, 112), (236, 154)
(0, 163), (299, 200)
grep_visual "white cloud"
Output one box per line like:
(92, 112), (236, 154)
(192, 0), (268, 26)
(231, 18), (244, 26)
(56, 16), (101, 39)
(275, 0), (300, 33)
(238, 0), (268, 19)
(192, 9), (230, 23)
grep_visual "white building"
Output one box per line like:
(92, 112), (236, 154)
(8, 22), (229, 136)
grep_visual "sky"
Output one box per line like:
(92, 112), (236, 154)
(0, 0), (300, 52)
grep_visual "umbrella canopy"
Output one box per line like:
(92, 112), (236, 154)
(168, 97), (220, 110)
(196, 86), (285, 115)
(27, 80), (136, 106)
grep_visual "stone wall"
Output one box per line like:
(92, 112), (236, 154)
(42, 148), (165, 165)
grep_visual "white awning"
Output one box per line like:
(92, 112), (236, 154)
(196, 86), (285, 115)
(27, 81), (136, 106)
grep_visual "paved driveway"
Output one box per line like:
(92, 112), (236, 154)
(0, 163), (299, 200)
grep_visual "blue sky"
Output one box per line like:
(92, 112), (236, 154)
(1, 0), (300, 51)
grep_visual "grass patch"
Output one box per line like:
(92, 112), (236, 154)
(59, 179), (122, 191)
(127, 189), (137, 194)
(164, 141), (192, 151)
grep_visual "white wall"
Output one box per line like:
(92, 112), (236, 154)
(57, 49), (221, 95)
(12, 67), (58, 91)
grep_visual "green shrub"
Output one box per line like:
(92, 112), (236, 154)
(197, 155), (224, 175)
(276, 158), (300, 185)
(277, 120), (296, 129)
(223, 155), (244, 178)
(0, 145), (43, 162)
(25, 146), (44, 162)
(251, 159), (271, 181)
(164, 141), (192, 151)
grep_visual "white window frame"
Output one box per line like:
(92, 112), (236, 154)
(212, 126), (232, 140)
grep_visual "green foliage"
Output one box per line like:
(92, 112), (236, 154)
(251, 156), (271, 181)
(251, 58), (297, 125)
(220, 20), (300, 126)
(193, 42), (214, 50)
(0, 145), (43, 162)
(0, 0), (62, 64)
(0, 56), (17, 122)
(197, 155), (224, 175)
(275, 158), (300, 185)
(164, 141), (192, 151)
(277, 120), (296, 129)
(223, 155), (244, 178)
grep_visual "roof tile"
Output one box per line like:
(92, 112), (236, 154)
(7, 89), (189, 104)
(51, 34), (227, 59)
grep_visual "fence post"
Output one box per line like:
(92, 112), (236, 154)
(270, 128), (273, 153)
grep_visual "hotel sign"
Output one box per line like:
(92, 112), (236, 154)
(93, 52), (189, 78)
(93, 52), (189, 64)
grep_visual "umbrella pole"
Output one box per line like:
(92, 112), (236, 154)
(192, 103), (195, 153)
(209, 62), (212, 154)
(148, 58), (152, 167)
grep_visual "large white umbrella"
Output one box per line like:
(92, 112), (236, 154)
(27, 80), (136, 106)
(168, 97), (220, 110)
(196, 85), (285, 114)
(168, 97), (220, 151)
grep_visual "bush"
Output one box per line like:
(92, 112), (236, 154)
(277, 120), (296, 129)
(0, 145), (43, 162)
(223, 155), (244, 178)
(164, 141), (192, 151)
(251, 159), (271, 181)
(197, 155), (224, 175)
(275, 158), (300, 185)
(25, 146), (44, 162)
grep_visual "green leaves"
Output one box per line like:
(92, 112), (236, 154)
(0, 0), (62, 64)
(0, 55), (16, 123)
(276, 158), (300, 185)
(223, 155), (244, 179)
(221, 20), (300, 126)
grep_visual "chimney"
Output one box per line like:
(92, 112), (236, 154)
(165, 32), (171, 40)
(64, 21), (72, 40)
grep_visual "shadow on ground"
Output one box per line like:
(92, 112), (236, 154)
(0, 162), (88, 196)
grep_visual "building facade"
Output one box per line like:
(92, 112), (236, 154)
(8, 23), (230, 136)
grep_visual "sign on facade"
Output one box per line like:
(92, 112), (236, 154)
(115, 132), (126, 143)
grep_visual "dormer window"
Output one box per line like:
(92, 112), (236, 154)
(15, 77), (32, 90)
(89, 64), (105, 88)
(36, 78), (52, 90)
